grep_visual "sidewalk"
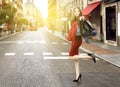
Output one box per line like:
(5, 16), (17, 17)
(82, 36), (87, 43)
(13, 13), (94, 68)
(53, 31), (120, 68)
(0, 31), (23, 40)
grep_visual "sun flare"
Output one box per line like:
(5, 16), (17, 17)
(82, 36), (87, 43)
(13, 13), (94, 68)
(34, 0), (48, 19)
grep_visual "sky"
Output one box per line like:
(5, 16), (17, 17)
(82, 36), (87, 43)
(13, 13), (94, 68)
(23, 0), (48, 19)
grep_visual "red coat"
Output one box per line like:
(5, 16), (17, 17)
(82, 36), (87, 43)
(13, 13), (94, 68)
(67, 21), (78, 41)
(67, 21), (82, 56)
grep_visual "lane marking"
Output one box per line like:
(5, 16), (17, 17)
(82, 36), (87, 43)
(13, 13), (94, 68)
(39, 41), (46, 44)
(17, 41), (24, 44)
(5, 53), (16, 56)
(0, 41), (16, 44)
(62, 42), (69, 45)
(0, 40), (46, 44)
(42, 52), (53, 56)
(43, 56), (99, 60)
(61, 52), (69, 56)
(51, 42), (58, 44)
(0, 41), (70, 45)
(44, 56), (69, 60)
(24, 53), (34, 55)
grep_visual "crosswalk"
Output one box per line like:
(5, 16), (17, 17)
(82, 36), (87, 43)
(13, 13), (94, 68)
(4, 51), (99, 60)
(0, 40), (69, 45)
(43, 53), (99, 60)
(5, 53), (16, 56)
(2, 41), (69, 59)
(1, 40), (99, 60)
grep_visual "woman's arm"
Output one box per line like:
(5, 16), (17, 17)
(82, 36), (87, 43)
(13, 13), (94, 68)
(67, 28), (72, 41)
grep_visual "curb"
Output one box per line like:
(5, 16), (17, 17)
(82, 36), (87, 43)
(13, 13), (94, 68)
(0, 31), (24, 41)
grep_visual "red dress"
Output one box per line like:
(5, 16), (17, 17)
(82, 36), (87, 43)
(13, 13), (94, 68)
(67, 21), (82, 56)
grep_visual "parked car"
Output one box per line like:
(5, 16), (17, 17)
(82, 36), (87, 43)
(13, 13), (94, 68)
(29, 25), (38, 31)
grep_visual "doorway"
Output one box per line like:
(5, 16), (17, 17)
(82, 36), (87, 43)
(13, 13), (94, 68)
(105, 6), (116, 42)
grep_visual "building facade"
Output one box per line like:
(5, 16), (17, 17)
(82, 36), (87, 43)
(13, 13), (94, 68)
(102, 0), (120, 46)
(23, 0), (43, 27)
(56, 0), (85, 34)
(48, 0), (56, 25)
(12, 0), (23, 18)
(81, 0), (120, 46)
(56, 0), (73, 32)
(56, 0), (120, 46)
(82, 0), (102, 41)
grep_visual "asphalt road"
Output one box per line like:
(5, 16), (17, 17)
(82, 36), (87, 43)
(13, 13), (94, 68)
(0, 28), (120, 87)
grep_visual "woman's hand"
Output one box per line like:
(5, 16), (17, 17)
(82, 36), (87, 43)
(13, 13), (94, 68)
(79, 16), (85, 21)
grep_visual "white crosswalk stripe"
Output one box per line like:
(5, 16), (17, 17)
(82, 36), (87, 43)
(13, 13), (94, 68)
(61, 52), (69, 55)
(0, 41), (70, 45)
(5, 53), (16, 56)
(42, 52), (53, 56)
(62, 42), (69, 45)
(24, 53), (34, 55)
(51, 42), (58, 44)
(44, 56), (69, 60)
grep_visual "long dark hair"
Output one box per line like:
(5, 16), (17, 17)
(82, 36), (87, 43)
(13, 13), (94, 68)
(70, 7), (82, 25)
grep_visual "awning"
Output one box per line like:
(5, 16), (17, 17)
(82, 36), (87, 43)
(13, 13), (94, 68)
(82, 1), (101, 16)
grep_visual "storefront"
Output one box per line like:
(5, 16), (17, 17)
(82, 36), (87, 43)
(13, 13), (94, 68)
(102, 0), (120, 46)
(82, 1), (102, 41)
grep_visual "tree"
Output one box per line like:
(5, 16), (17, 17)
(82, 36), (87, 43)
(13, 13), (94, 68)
(0, 3), (17, 31)
(16, 18), (28, 26)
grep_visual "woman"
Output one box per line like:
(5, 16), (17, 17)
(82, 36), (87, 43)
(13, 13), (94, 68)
(67, 7), (96, 82)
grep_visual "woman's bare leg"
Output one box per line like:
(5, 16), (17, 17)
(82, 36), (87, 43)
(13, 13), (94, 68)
(74, 59), (80, 79)
(69, 56), (80, 80)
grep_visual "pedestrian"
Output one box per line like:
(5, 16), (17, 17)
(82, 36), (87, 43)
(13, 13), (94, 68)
(66, 7), (96, 82)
